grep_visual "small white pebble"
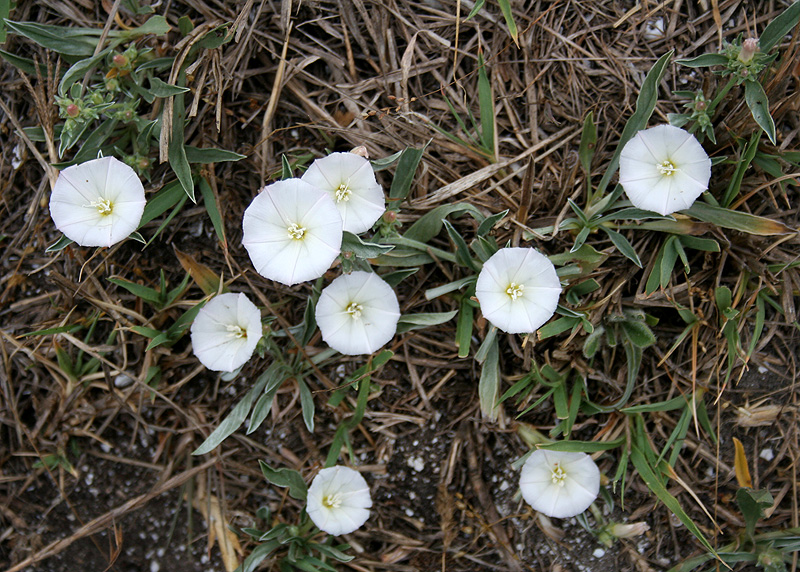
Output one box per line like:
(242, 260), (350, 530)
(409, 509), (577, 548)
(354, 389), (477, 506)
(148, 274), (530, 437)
(409, 491), (416, 500)
(407, 456), (425, 472)
(643, 17), (665, 40)
(593, 548), (606, 558)
(760, 448), (774, 461)
(499, 480), (510, 492)
(758, 365), (768, 374)
(150, 561), (160, 572)
(405, 508), (415, 517)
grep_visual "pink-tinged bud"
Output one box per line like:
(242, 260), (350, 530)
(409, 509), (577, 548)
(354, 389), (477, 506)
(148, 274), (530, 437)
(66, 104), (80, 118)
(349, 145), (369, 158)
(382, 210), (397, 223)
(695, 100), (707, 111)
(738, 38), (758, 64)
(112, 54), (128, 67)
(138, 158), (151, 170)
(609, 522), (650, 538)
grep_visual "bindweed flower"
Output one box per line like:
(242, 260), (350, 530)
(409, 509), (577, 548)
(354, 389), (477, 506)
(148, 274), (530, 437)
(242, 179), (343, 286)
(738, 37), (759, 64)
(519, 449), (600, 519)
(315, 271), (400, 355)
(190, 292), (262, 372)
(307, 466), (372, 536)
(301, 152), (385, 234)
(475, 247), (561, 334)
(619, 125), (711, 216)
(49, 156), (146, 247)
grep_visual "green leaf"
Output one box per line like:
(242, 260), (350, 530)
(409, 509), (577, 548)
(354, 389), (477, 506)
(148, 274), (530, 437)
(5, 20), (101, 56)
(760, 0), (800, 52)
(744, 80), (776, 145)
(388, 145), (426, 202)
(149, 77), (190, 97)
(477, 209), (509, 237)
(340, 232), (394, 258)
(676, 53), (729, 67)
(192, 368), (270, 455)
(477, 53), (496, 157)
(234, 540), (281, 572)
(403, 203), (485, 243)
(630, 445), (720, 557)
(396, 310), (457, 333)
(259, 461), (308, 500)
(107, 277), (163, 306)
(464, 0), (486, 20)
(0, 48), (43, 76)
(58, 50), (110, 97)
(578, 111), (597, 178)
(425, 276), (475, 300)
(139, 180), (185, 228)
(298, 377), (315, 433)
(722, 131), (761, 207)
(737, 488), (774, 539)
(46, 235), (74, 253)
(121, 15), (172, 38)
(455, 296), (474, 358)
(597, 51), (674, 196)
(443, 220), (479, 271)
(167, 72), (195, 201)
(601, 227), (642, 267)
(538, 436), (625, 452)
(497, 0), (519, 45)
(184, 146), (247, 164)
(478, 334), (500, 420)
(687, 202), (794, 236)
(194, 23), (231, 50)
(198, 178), (226, 243)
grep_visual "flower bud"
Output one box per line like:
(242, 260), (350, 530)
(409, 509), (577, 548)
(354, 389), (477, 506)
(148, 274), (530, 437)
(738, 38), (758, 64)
(382, 210), (397, 223)
(66, 104), (80, 118)
(138, 158), (151, 170)
(112, 53), (129, 67)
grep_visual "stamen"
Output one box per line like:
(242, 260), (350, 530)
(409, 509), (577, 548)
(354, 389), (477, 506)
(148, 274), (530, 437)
(322, 492), (343, 509)
(287, 223), (307, 240)
(656, 159), (677, 176)
(335, 181), (352, 203)
(226, 324), (246, 339)
(506, 282), (525, 300)
(88, 197), (114, 216)
(551, 463), (567, 487)
(345, 302), (363, 319)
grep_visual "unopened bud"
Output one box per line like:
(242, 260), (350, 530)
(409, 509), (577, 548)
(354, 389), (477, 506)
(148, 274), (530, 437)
(695, 100), (707, 111)
(66, 104), (80, 118)
(112, 53), (129, 67)
(349, 145), (369, 158)
(138, 158), (151, 170)
(738, 38), (758, 64)
(382, 210), (397, 223)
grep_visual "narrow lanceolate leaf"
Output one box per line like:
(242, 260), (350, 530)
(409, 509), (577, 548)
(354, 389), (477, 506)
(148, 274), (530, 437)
(259, 461), (308, 500)
(578, 111), (597, 178)
(744, 81), (776, 145)
(388, 145), (426, 202)
(478, 335), (500, 421)
(630, 445), (720, 559)
(675, 53), (728, 67)
(477, 53), (496, 159)
(687, 202), (795, 236)
(759, 0), (800, 52)
(497, 0), (519, 45)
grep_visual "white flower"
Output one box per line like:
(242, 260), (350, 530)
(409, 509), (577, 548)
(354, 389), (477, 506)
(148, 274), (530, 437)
(190, 292), (262, 372)
(301, 152), (385, 234)
(315, 271), (400, 355)
(475, 247), (561, 334)
(49, 156), (146, 247)
(519, 449), (600, 519)
(242, 179), (343, 286)
(618, 125), (712, 216)
(307, 466), (372, 535)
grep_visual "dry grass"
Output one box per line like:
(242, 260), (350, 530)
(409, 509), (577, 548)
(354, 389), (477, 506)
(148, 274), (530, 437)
(1, 0), (800, 571)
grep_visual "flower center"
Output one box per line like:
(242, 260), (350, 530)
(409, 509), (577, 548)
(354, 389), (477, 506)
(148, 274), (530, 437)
(335, 182), (352, 203)
(89, 197), (114, 216)
(322, 492), (343, 509)
(506, 282), (525, 300)
(551, 464), (567, 487)
(287, 223), (307, 240)
(345, 302), (363, 319)
(226, 324), (246, 339)
(656, 159), (677, 176)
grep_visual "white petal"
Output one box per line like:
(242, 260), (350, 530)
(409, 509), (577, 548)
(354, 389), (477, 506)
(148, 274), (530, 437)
(301, 152), (385, 234)
(619, 125), (711, 216)
(519, 450), (600, 519)
(316, 271), (400, 355)
(242, 179), (343, 285)
(49, 156), (146, 247)
(190, 293), (262, 372)
(307, 466), (372, 535)
(475, 248), (561, 334)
